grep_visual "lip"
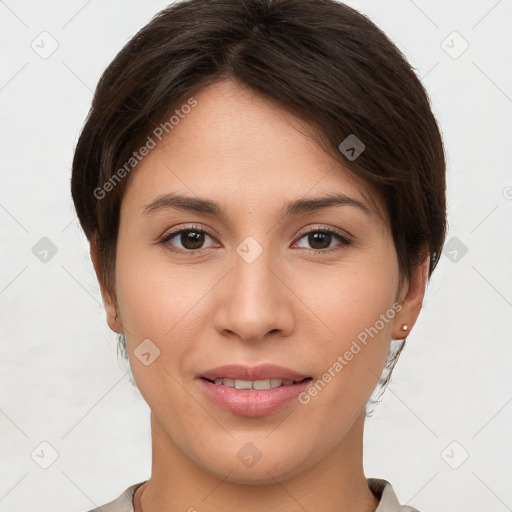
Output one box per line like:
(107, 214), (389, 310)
(196, 364), (312, 417)
(198, 378), (312, 417)
(198, 363), (310, 381)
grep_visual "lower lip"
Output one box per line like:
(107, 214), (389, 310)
(197, 378), (312, 417)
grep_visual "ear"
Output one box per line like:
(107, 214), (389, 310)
(392, 255), (430, 339)
(89, 233), (123, 333)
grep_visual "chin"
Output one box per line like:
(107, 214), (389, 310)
(195, 445), (310, 485)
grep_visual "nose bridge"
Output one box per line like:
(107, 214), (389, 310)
(214, 239), (294, 341)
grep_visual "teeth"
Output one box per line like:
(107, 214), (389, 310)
(212, 378), (298, 389)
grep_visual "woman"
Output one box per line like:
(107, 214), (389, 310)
(71, 0), (446, 510)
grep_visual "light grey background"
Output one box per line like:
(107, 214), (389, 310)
(1, 1), (511, 511)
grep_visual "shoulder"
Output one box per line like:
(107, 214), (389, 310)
(85, 478), (419, 511)
(84, 481), (146, 512)
(368, 478), (421, 512)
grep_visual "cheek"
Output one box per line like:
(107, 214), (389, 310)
(299, 247), (399, 343)
(295, 246), (400, 402)
(114, 228), (203, 333)
(113, 240), (222, 379)
(113, 247), (199, 408)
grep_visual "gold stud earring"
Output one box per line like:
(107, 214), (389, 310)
(401, 324), (408, 332)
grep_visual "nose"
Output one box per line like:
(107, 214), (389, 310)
(213, 244), (295, 343)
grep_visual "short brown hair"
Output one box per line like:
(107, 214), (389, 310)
(71, 0), (446, 402)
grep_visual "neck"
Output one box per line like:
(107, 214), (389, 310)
(135, 410), (379, 512)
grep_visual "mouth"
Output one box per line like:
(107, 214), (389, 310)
(200, 376), (313, 390)
(197, 371), (314, 417)
(196, 363), (314, 416)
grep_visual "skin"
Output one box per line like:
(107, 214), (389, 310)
(90, 79), (429, 512)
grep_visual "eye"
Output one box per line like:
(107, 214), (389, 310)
(158, 224), (218, 253)
(293, 226), (353, 253)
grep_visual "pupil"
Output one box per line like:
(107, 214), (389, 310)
(182, 230), (204, 249)
(309, 232), (331, 249)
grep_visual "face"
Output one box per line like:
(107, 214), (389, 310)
(94, 80), (425, 485)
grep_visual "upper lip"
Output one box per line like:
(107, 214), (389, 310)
(199, 364), (310, 382)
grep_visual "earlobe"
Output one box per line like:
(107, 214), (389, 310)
(393, 255), (430, 339)
(89, 234), (123, 334)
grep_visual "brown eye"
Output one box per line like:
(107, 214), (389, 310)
(307, 232), (333, 250)
(179, 230), (206, 250)
(294, 228), (352, 253)
(159, 226), (217, 253)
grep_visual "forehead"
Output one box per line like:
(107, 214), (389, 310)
(121, 79), (387, 224)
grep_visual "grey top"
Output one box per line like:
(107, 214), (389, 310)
(86, 478), (420, 511)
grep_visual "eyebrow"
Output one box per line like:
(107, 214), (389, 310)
(142, 192), (372, 218)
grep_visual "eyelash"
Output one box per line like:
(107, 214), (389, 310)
(157, 224), (353, 256)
